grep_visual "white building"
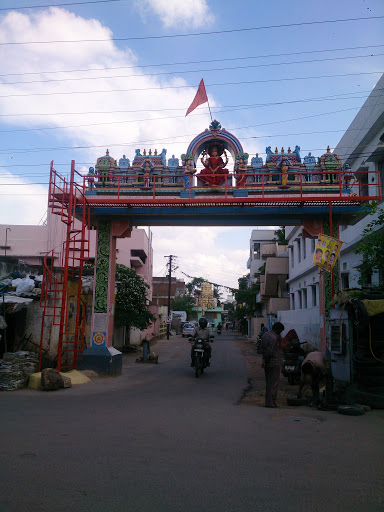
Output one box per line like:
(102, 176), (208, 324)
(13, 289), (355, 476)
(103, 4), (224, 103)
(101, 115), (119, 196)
(279, 228), (320, 346)
(335, 73), (384, 289)
(247, 229), (289, 337)
(279, 73), (384, 347)
(247, 229), (277, 285)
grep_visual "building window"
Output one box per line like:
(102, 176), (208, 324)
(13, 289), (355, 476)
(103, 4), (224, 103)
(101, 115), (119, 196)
(253, 242), (260, 259)
(341, 273), (350, 290)
(290, 247), (294, 267)
(311, 239), (316, 252)
(302, 288), (307, 309)
(311, 285), (317, 307)
(290, 293), (295, 310)
(297, 239), (301, 263)
(303, 239), (306, 260)
(298, 290), (302, 309)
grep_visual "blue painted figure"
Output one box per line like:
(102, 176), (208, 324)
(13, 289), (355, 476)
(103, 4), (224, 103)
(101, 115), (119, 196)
(87, 167), (95, 189)
(303, 152), (316, 182)
(343, 163), (354, 191)
(251, 153), (263, 183)
(118, 155), (130, 183)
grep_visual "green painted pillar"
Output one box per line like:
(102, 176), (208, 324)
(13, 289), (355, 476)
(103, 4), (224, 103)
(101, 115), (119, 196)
(91, 219), (116, 347)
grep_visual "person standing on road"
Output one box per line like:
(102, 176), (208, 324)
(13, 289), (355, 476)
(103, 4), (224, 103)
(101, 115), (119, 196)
(260, 322), (285, 408)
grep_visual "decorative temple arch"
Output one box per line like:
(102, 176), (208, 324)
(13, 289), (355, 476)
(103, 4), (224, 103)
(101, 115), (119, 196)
(40, 121), (382, 372)
(185, 120), (243, 166)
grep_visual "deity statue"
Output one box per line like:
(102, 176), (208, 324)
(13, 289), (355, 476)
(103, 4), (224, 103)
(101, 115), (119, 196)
(141, 159), (152, 188)
(184, 156), (196, 188)
(234, 158), (246, 187)
(280, 157), (289, 187)
(87, 167), (95, 189)
(234, 152), (249, 187)
(198, 143), (229, 186)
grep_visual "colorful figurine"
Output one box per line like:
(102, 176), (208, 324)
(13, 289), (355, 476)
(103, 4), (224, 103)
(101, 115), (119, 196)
(198, 144), (229, 186)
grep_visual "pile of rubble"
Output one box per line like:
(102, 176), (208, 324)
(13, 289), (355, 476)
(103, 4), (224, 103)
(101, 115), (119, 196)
(0, 351), (39, 391)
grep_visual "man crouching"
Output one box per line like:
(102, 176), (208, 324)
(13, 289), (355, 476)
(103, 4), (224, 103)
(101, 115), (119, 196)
(297, 351), (333, 406)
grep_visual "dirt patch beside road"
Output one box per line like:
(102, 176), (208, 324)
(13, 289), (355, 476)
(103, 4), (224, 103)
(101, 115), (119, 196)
(237, 338), (301, 408)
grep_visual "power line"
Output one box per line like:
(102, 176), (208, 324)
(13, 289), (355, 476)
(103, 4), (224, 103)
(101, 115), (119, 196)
(2, 15), (383, 45)
(2, 43), (382, 77)
(1, 100), (384, 156)
(1, 71), (382, 99)
(0, 0), (124, 10)
(0, 89), (374, 118)
(4, 52), (384, 86)
(180, 271), (237, 292)
(1, 96), (378, 135)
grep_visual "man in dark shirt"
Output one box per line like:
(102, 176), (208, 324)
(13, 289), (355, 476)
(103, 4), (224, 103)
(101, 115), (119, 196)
(261, 322), (285, 408)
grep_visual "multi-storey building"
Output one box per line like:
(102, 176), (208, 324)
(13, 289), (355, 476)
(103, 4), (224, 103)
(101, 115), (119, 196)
(279, 73), (384, 347)
(247, 229), (289, 337)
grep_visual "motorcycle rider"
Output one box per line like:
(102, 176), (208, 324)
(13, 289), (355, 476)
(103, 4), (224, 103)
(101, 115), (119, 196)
(216, 322), (222, 334)
(191, 317), (212, 367)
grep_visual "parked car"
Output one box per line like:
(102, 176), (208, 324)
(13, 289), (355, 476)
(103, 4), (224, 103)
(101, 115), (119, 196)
(182, 323), (196, 337)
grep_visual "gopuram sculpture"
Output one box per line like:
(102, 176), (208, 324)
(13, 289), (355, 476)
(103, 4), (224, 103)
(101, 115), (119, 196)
(86, 120), (353, 198)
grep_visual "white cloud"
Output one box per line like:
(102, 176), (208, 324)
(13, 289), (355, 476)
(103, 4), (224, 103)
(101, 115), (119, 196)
(133, 0), (214, 29)
(0, 7), (214, 221)
(151, 226), (248, 290)
(0, 172), (47, 225)
(0, 8), (247, 289)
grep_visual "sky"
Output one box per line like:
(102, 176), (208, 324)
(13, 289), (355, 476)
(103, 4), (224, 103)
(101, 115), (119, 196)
(0, 0), (383, 291)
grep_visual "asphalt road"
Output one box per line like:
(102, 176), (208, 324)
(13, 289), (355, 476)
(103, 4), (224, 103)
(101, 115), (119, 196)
(0, 332), (383, 512)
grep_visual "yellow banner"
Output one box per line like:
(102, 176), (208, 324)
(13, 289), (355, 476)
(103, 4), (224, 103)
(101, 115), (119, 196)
(313, 234), (343, 271)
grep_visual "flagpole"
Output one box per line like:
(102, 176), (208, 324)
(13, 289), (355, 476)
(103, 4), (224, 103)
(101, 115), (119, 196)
(207, 97), (213, 122)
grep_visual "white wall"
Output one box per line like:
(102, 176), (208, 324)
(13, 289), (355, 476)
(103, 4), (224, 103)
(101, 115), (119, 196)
(278, 307), (320, 349)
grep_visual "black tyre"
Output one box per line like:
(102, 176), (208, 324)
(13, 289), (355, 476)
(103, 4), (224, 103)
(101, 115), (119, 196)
(194, 356), (201, 378)
(337, 404), (365, 416)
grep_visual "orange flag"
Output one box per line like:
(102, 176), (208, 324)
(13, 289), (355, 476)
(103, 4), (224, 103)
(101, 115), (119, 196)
(185, 79), (208, 116)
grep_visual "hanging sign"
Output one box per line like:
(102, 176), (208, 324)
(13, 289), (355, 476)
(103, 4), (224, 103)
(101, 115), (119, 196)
(313, 234), (343, 271)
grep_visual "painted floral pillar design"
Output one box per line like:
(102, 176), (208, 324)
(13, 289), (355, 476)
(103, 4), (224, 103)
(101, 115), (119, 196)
(91, 219), (114, 347)
(94, 220), (111, 313)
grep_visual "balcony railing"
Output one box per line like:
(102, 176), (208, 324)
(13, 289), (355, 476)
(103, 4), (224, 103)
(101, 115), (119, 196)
(80, 169), (381, 203)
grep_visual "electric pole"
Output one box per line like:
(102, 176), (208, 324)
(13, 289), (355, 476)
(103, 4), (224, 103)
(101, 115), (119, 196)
(165, 255), (177, 340)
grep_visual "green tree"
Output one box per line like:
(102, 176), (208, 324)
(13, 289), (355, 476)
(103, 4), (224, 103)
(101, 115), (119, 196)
(274, 226), (288, 245)
(354, 202), (384, 285)
(114, 264), (155, 330)
(171, 294), (195, 320)
(185, 277), (205, 298)
(234, 274), (260, 318)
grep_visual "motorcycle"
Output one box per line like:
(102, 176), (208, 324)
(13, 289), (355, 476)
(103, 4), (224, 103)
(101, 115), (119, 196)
(281, 330), (307, 385)
(216, 327), (222, 335)
(189, 335), (214, 378)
